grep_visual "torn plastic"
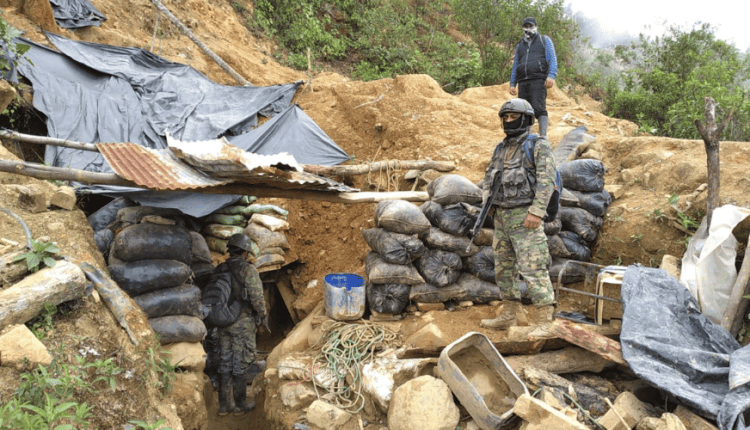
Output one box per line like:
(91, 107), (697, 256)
(681, 205), (750, 325)
(50, 0), (106, 29)
(620, 265), (750, 428)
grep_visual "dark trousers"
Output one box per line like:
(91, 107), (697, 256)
(518, 79), (548, 118)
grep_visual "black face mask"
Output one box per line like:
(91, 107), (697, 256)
(503, 116), (527, 137)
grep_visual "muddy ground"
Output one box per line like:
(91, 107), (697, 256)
(2, 0), (750, 428)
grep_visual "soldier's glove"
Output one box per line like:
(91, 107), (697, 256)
(256, 314), (270, 333)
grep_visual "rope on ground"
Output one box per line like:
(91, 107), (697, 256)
(308, 320), (398, 413)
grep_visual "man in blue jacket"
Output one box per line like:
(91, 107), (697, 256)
(509, 16), (558, 138)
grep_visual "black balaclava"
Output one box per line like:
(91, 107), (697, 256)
(503, 115), (529, 137)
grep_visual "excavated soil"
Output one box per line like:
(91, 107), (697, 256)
(3, 0), (750, 428)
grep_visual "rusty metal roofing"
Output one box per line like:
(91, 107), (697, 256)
(96, 141), (357, 193)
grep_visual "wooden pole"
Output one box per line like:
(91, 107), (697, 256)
(149, 0), (251, 86)
(694, 97), (733, 231)
(301, 160), (455, 175)
(723, 232), (750, 336)
(542, 319), (627, 365)
(0, 159), (137, 187)
(0, 130), (99, 152)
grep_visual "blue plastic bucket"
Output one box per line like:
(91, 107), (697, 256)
(323, 273), (366, 321)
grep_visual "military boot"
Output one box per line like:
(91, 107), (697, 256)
(218, 373), (232, 416)
(529, 304), (555, 325)
(233, 373), (255, 414)
(480, 301), (521, 330)
(538, 115), (549, 138)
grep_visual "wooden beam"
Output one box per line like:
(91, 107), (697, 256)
(504, 346), (618, 375)
(542, 319), (626, 366)
(301, 160), (455, 176)
(723, 232), (750, 336)
(274, 276), (300, 323)
(0, 159), (136, 187)
(0, 130), (99, 152)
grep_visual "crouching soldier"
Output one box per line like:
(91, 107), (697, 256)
(201, 233), (268, 415)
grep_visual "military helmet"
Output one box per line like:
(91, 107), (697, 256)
(498, 98), (535, 126)
(227, 233), (254, 253)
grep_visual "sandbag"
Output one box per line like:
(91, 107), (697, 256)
(215, 205), (248, 215)
(255, 253), (285, 268)
(244, 223), (290, 250)
(547, 234), (574, 260)
(557, 159), (605, 192)
(243, 204), (289, 219)
(362, 228), (425, 265)
(112, 223), (193, 265)
(414, 249), (462, 288)
(420, 200), (475, 237)
(374, 200), (431, 235)
(367, 283), (411, 314)
(87, 196), (135, 231)
(365, 252), (424, 285)
(553, 125), (592, 164)
(203, 224), (245, 240)
(544, 218), (562, 236)
(560, 188), (581, 207)
(133, 284), (202, 318)
(549, 257), (595, 284)
(462, 246), (495, 283)
(418, 227), (478, 257)
(426, 174), (483, 205)
(204, 213), (246, 226)
(567, 189), (612, 218)
(260, 247), (285, 256)
(409, 273), (501, 303)
(559, 207), (603, 243)
(250, 213), (289, 232)
(558, 231), (591, 262)
(149, 315), (207, 344)
(473, 228), (494, 247)
(94, 228), (114, 256)
(191, 262), (216, 289)
(205, 236), (228, 254)
(109, 259), (193, 296)
(117, 206), (187, 227)
(190, 231), (212, 265)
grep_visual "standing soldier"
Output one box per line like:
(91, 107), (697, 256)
(480, 99), (556, 330)
(202, 233), (268, 415)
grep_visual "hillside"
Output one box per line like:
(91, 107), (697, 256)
(2, 0), (750, 429)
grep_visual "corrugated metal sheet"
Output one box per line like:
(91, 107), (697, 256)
(97, 142), (357, 193)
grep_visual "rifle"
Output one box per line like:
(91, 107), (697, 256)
(466, 169), (502, 253)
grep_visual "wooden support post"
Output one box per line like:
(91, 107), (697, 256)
(542, 319), (627, 366)
(722, 232), (750, 335)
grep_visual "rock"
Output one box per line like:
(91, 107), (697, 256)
(599, 392), (654, 430)
(636, 413), (687, 430)
(539, 387), (563, 410)
(49, 186), (77, 210)
(307, 400), (352, 430)
(671, 406), (718, 430)
(361, 354), (433, 413)
(416, 302), (445, 312)
(279, 382), (317, 409)
(0, 324), (52, 371)
(659, 255), (681, 280)
(17, 184), (47, 213)
(172, 372), (208, 430)
(0, 80), (17, 114)
(513, 394), (588, 430)
(605, 184), (624, 200)
(161, 342), (207, 373)
(387, 375), (459, 430)
(402, 323), (449, 350)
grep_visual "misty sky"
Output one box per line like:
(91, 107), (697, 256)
(565, 0), (750, 52)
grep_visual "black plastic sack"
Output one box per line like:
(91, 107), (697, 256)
(560, 188), (581, 207)
(112, 223), (193, 265)
(362, 228), (425, 265)
(409, 273), (501, 303)
(427, 174), (483, 205)
(544, 218), (562, 236)
(149, 315), (207, 344)
(557, 159), (605, 192)
(620, 266), (741, 422)
(190, 231), (213, 265)
(553, 126), (591, 164)
(414, 249), (462, 288)
(365, 252), (424, 285)
(558, 231), (591, 262)
(462, 246), (495, 283)
(420, 200), (475, 237)
(109, 259), (193, 296)
(87, 196), (135, 231)
(567, 189), (612, 218)
(94, 228), (114, 256)
(374, 200), (431, 235)
(366, 283), (411, 314)
(548, 258), (601, 284)
(116, 206), (188, 227)
(191, 262), (216, 289)
(133, 284), (202, 318)
(559, 207), (602, 243)
(419, 227), (479, 257)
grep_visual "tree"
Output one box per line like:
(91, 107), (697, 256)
(0, 12), (31, 80)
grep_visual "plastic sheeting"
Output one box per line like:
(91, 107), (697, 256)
(15, 33), (350, 217)
(50, 0), (106, 29)
(620, 265), (750, 429)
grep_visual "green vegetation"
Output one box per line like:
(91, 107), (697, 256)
(27, 302), (60, 340)
(0, 12), (31, 75)
(13, 238), (60, 273)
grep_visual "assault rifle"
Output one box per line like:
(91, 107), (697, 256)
(466, 170), (502, 253)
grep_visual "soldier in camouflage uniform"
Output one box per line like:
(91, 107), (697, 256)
(480, 98), (556, 330)
(214, 233), (268, 415)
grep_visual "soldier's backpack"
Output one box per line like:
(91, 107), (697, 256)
(523, 134), (563, 222)
(201, 265), (241, 328)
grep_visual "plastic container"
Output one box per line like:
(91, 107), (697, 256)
(436, 332), (529, 430)
(323, 273), (366, 321)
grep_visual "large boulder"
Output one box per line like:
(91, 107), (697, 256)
(387, 375), (459, 430)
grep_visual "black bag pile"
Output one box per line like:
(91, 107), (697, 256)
(547, 158), (611, 284)
(101, 205), (209, 345)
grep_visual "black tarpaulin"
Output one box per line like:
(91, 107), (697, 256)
(15, 33), (350, 217)
(49, 0), (106, 29)
(620, 265), (750, 429)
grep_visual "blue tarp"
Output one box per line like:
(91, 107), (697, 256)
(15, 33), (350, 217)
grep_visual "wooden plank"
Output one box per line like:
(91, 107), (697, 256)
(275, 277), (299, 323)
(542, 319), (627, 365)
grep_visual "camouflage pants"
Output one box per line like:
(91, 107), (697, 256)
(492, 206), (555, 306)
(218, 310), (257, 376)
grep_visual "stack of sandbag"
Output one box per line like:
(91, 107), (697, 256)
(408, 174), (503, 306)
(546, 158), (612, 284)
(242, 203), (290, 272)
(201, 195), (259, 255)
(105, 206), (208, 345)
